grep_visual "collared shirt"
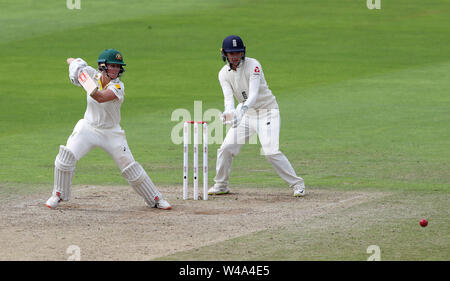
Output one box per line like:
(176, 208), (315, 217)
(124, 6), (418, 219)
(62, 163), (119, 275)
(218, 57), (278, 112)
(82, 66), (125, 129)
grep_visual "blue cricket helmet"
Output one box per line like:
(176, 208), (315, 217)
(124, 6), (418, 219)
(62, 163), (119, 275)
(221, 35), (246, 62)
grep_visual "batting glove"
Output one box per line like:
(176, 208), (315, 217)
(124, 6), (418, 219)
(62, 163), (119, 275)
(68, 58), (88, 86)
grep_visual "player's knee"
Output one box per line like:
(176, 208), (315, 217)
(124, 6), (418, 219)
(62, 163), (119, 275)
(55, 145), (77, 171)
(261, 143), (280, 157)
(116, 155), (135, 172)
(264, 151), (282, 161)
(122, 161), (145, 184)
(220, 142), (243, 155)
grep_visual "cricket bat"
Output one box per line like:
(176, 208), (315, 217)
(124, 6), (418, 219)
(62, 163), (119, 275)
(78, 70), (98, 96)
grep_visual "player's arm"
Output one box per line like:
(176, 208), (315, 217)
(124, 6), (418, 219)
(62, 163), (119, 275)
(230, 62), (262, 127)
(91, 82), (124, 103)
(242, 62), (262, 110)
(67, 57), (119, 103)
(218, 70), (235, 124)
(67, 57), (100, 97)
(219, 71), (235, 111)
(90, 89), (118, 103)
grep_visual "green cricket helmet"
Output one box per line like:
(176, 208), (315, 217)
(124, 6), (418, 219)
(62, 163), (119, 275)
(98, 49), (126, 65)
(98, 49), (126, 77)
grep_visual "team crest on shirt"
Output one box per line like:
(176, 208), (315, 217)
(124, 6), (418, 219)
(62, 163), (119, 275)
(254, 66), (260, 74)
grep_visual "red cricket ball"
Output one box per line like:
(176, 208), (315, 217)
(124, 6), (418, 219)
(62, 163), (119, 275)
(420, 219), (428, 227)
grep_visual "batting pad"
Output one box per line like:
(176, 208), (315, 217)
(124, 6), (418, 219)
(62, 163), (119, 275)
(53, 145), (77, 201)
(122, 162), (162, 206)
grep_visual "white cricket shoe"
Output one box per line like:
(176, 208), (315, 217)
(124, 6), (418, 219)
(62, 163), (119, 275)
(155, 199), (172, 210)
(146, 198), (172, 210)
(45, 195), (61, 209)
(208, 185), (230, 195)
(293, 182), (306, 197)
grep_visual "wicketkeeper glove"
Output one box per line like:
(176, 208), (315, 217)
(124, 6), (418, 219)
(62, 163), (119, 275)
(232, 103), (248, 128)
(220, 110), (234, 125)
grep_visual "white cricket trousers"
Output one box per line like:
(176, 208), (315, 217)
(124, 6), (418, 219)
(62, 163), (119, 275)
(214, 109), (304, 187)
(53, 118), (164, 206)
(66, 119), (135, 170)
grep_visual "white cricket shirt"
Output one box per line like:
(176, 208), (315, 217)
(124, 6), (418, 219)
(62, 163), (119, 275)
(82, 66), (125, 129)
(218, 57), (278, 111)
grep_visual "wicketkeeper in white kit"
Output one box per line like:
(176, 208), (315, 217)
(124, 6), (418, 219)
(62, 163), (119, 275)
(45, 49), (171, 210)
(208, 35), (306, 197)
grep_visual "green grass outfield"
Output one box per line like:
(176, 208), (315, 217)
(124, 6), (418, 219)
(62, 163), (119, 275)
(0, 0), (449, 260)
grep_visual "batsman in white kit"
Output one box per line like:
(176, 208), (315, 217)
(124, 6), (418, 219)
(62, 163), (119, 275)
(208, 35), (306, 197)
(45, 49), (171, 210)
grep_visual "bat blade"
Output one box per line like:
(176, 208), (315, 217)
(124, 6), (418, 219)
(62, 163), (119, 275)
(78, 70), (98, 96)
